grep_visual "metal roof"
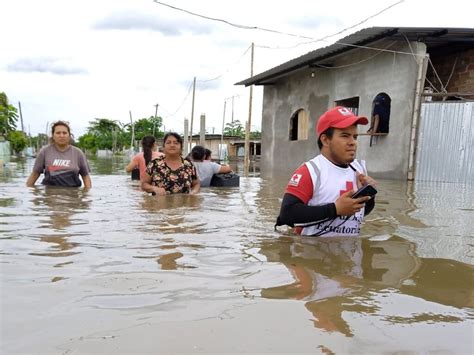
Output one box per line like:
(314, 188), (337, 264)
(236, 27), (474, 86)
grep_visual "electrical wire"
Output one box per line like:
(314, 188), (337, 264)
(198, 44), (252, 83)
(160, 81), (194, 119)
(153, 0), (313, 40)
(402, 33), (440, 93)
(312, 41), (397, 69)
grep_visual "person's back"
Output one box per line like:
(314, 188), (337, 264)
(190, 145), (231, 187)
(129, 151), (162, 180)
(193, 160), (222, 187)
(125, 135), (163, 181)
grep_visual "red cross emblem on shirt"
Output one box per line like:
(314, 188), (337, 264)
(340, 181), (354, 196)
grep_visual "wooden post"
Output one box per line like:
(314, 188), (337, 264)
(220, 100), (226, 161)
(183, 118), (189, 157)
(189, 76), (196, 152)
(18, 102), (24, 132)
(200, 114), (205, 146)
(244, 42), (254, 176)
(407, 49), (428, 181)
(129, 111), (134, 150)
(153, 103), (159, 136)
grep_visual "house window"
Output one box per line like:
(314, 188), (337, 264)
(289, 109), (309, 141)
(335, 97), (359, 115)
(369, 92), (391, 134)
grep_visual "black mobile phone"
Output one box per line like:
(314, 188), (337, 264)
(352, 184), (377, 199)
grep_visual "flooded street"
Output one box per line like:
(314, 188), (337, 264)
(1, 157), (473, 354)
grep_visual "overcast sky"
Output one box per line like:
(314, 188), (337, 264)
(1, 0), (473, 137)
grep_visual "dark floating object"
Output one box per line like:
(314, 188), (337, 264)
(131, 168), (140, 180)
(210, 173), (240, 187)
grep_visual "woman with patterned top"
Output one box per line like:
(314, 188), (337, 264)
(141, 132), (200, 195)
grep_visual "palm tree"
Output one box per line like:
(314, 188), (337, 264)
(0, 92), (18, 136)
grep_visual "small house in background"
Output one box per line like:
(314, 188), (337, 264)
(237, 27), (474, 183)
(157, 134), (261, 161)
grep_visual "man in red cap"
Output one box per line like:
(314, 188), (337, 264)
(276, 106), (377, 237)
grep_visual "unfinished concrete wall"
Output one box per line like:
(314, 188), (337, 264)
(261, 41), (427, 180)
(426, 48), (474, 96)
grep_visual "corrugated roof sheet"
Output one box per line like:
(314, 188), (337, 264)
(236, 27), (474, 86)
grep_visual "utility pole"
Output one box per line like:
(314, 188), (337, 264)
(220, 100), (226, 161)
(153, 103), (159, 136)
(189, 76), (196, 151)
(199, 114), (206, 146)
(244, 42), (254, 176)
(231, 95), (234, 123)
(129, 111), (134, 151)
(18, 102), (24, 132)
(183, 118), (189, 157)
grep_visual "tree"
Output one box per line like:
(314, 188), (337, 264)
(86, 118), (124, 151)
(223, 120), (244, 138)
(0, 92), (18, 136)
(125, 116), (163, 142)
(31, 133), (48, 151)
(250, 130), (261, 140)
(8, 130), (28, 154)
(77, 133), (97, 153)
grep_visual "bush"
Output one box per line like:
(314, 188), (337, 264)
(8, 130), (28, 154)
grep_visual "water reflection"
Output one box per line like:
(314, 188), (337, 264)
(28, 187), (91, 257)
(258, 235), (473, 337)
(1, 157), (473, 354)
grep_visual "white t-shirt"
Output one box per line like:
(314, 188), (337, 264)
(285, 155), (367, 237)
(193, 161), (221, 187)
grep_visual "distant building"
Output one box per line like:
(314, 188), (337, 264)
(237, 27), (474, 183)
(158, 134), (261, 161)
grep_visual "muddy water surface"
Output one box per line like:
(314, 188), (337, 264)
(1, 157), (473, 354)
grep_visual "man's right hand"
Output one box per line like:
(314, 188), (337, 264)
(335, 190), (371, 216)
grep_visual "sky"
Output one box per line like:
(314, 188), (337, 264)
(1, 0), (473, 138)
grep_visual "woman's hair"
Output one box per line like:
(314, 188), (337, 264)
(163, 132), (183, 152)
(191, 145), (205, 161)
(142, 135), (156, 166)
(51, 121), (71, 136)
(50, 121), (72, 143)
(204, 148), (212, 160)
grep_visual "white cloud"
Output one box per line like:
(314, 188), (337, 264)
(7, 57), (88, 75)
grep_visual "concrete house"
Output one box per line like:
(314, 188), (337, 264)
(237, 27), (474, 182)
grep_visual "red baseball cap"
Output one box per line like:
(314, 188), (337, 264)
(316, 106), (368, 136)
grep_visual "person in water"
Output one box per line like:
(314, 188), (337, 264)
(141, 132), (200, 195)
(125, 135), (163, 181)
(277, 106), (377, 237)
(26, 121), (91, 188)
(190, 145), (232, 187)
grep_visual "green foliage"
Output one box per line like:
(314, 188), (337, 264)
(30, 133), (48, 150)
(125, 116), (163, 142)
(250, 130), (261, 140)
(0, 92), (18, 136)
(86, 118), (123, 151)
(223, 120), (244, 138)
(8, 130), (28, 154)
(77, 116), (164, 152)
(77, 132), (97, 153)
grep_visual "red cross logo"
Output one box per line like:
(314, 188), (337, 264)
(340, 181), (354, 195)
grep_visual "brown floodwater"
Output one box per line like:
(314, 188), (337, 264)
(1, 156), (473, 354)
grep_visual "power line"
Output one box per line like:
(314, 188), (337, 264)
(160, 81), (194, 119)
(153, 0), (313, 40)
(312, 41), (398, 69)
(255, 0), (404, 51)
(198, 44), (252, 83)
